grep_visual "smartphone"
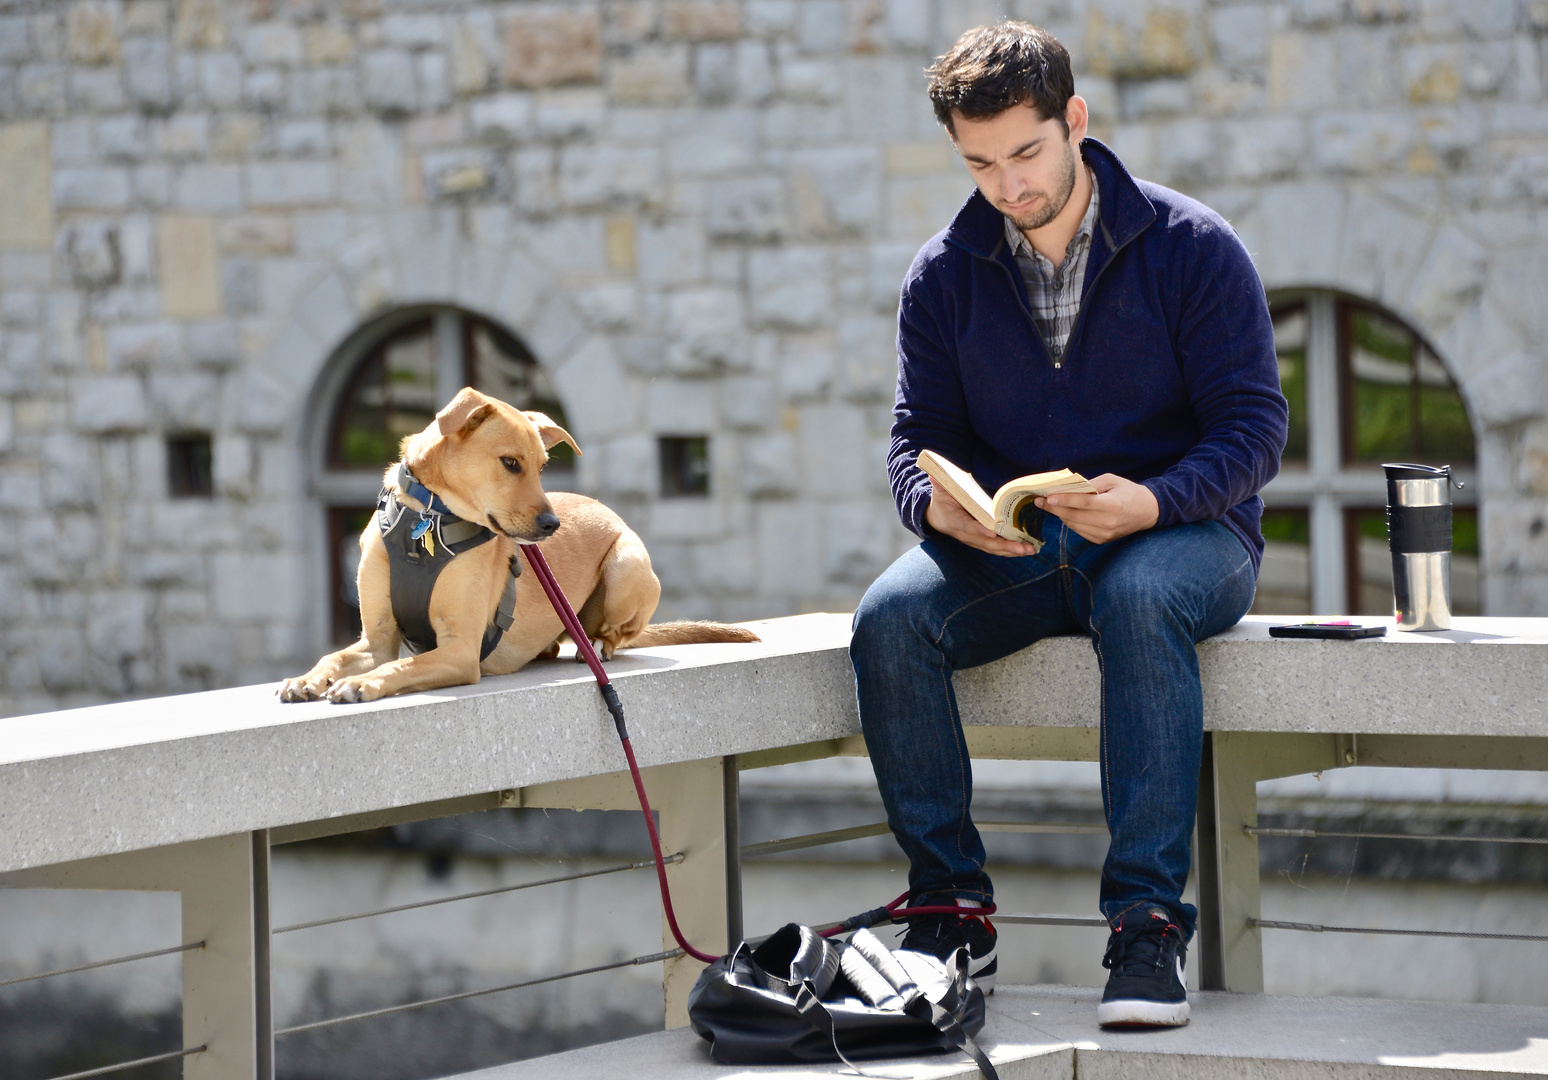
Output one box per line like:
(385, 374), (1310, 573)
(1269, 622), (1387, 640)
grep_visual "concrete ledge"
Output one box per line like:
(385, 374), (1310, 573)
(451, 984), (1548, 1079)
(1, 614), (1544, 873)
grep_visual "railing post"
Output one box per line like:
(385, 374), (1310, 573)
(653, 758), (730, 1028)
(254, 829), (273, 1080)
(1194, 732), (1225, 990)
(1205, 732), (1266, 993)
(723, 755), (743, 950)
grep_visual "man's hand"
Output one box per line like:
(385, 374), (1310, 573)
(925, 485), (1039, 557)
(1034, 473), (1159, 544)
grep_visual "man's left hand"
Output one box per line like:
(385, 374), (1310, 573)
(1034, 474), (1159, 544)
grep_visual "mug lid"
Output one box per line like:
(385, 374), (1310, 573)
(1383, 462), (1450, 481)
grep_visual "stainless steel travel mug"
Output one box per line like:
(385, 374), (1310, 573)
(1384, 463), (1458, 632)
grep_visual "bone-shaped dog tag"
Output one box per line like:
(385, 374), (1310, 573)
(411, 517), (431, 540)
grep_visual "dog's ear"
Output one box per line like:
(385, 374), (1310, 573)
(525, 411), (582, 456)
(437, 387), (497, 437)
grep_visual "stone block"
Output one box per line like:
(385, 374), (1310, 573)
(133, 165), (170, 207)
(762, 100), (845, 146)
(173, 163), (242, 211)
(1403, 43), (1461, 105)
(1225, 117), (1307, 184)
(211, 550), (301, 621)
(124, 37), (174, 110)
(363, 49), (418, 114)
(1211, 4), (1269, 68)
(1335, 189), (1433, 308)
(0, 123), (53, 251)
(54, 166), (131, 211)
(778, 57), (842, 104)
(776, 334), (834, 401)
(755, 499), (824, 596)
(247, 161), (334, 207)
(706, 176), (787, 239)
(604, 213), (636, 273)
(1269, 31), (1338, 111)
(0, 399), (11, 453)
(834, 315), (895, 403)
(67, 2), (119, 65)
(276, 119), (329, 157)
(609, 43), (692, 104)
(666, 106), (755, 176)
(226, 367), (293, 432)
(337, 120), (403, 209)
(51, 117), (91, 165)
(0, 328), (42, 393)
(198, 52), (242, 108)
(1085, 1), (1200, 80)
(1465, 350), (1548, 428)
(559, 145), (663, 208)
(31, 624), (87, 693)
(470, 92), (535, 143)
(304, 23), (354, 65)
(749, 247), (831, 330)
(720, 375), (775, 429)
(1234, 181), (1346, 290)
(664, 0), (740, 39)
(1312, 110), (1416, 175)
(73, 375), (148, 433)
(106, 321), (180, 371)
(572, 281), (638, 329)
(1397, 225), (1487, 339)
(886, 173), (971, 242)
(158, 111), (209, 159)
(694, 42), (737, 101)
(593, 432), (655, 497)
(451, 18), (493, 94)
(733, 39), (774, 102)
(637, 218), (706, 285)
(504, 7), (603, 88)
(18, 62), (67, 116)
(1461, 0), (1517, 37)
(1122, 78), (1191, 120)
(691, 537), (756, 593)
(797, 0), (845, 54)
(790, 146), (880, 235)
(0, 14), (29, 61)
(746, 0), (798, 36)
(826, 501), (896, 585)
(210, 113), (264, 159)
(382, 13), (446, 48)
(535, 88), (606, 137)
(185, 319), (239, 368)
(58, 219), (121, 289)
(644, 375), (716, 432)
(422, 148), (499, 198)
(96, 113), (148, 161)
(212, 432), (253, 496)
(175, 0), (227, 49)
(244, 21), (302, 66)
(157, 215), (222, 319)
(551, 333), (637, 440)
(666, 286), (745, 372)
(417, 52), (452, 112)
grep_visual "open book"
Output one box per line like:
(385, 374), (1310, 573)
(916, 449), (1097, 548)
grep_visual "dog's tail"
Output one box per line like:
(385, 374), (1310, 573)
(624, 621), (761, 647)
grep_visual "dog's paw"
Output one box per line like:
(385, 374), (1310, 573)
(278, 677), (326, 702)
(324, 676), (384, 703)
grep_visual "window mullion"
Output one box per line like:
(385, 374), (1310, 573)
(433, 311), (466, 412)
(1305, 293), (1346, 613)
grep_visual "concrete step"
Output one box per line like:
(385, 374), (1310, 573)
(448, 984), (1548, 1079)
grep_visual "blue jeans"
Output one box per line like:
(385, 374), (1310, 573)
(849, 518), (1256, 940)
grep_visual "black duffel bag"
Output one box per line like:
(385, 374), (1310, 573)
(686, 923), (999, 1078)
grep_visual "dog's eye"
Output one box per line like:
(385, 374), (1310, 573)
(500, 457), (522, 474)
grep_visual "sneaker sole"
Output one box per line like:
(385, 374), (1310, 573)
(1096, 997), (1190, 1028)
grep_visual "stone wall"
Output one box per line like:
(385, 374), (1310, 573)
(0, 0), (1545, 713)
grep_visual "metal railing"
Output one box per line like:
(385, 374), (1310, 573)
(15, 811), (1548, 1079)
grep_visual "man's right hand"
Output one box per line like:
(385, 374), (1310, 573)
(924, 484), (1040, 557)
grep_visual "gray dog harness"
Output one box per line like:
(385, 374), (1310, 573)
(376, 463), (519, 661)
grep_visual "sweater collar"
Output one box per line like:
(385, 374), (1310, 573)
(944, 138), (1155, 262)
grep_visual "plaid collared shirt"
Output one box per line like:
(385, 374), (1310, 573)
(1004, 168), (1099, 365)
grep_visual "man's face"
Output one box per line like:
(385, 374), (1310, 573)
(950, 101), (1085, 233)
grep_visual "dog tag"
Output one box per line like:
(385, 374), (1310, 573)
(411, 517), (431, 540)
(422, 528), (435, 556)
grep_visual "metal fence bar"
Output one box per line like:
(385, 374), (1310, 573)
(1251, 918), (1548, 943)
(39, 1045), (207, 1080)
(0, 941), (205, 989)
(274, 948), (684, 1037)
(272, 853), (682, 934)
(994, 913), (1109, 928)
(741, 820), (1104, 860)
(1247, 827), (1548, 845)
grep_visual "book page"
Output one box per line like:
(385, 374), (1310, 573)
(915, 450), (997, 532)
(991, 470), (1098, 524)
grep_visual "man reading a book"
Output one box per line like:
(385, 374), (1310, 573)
(850, 22), (1288, 1027)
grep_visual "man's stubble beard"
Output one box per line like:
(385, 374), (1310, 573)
(1003, 139), (1078, 233)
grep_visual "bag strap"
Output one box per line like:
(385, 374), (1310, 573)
(793, 980), (890, 1079)
(908, 997), (1000, 1080)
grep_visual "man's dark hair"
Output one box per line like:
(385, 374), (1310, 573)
(926, 21), (1074, 134)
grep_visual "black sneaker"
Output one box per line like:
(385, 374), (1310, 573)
(898, 898), (998, 992)
(1097, 907), (1189, 1027)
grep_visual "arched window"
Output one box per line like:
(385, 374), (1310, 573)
(1253, 291), (1479, 616)
(313, 307), (574, 644)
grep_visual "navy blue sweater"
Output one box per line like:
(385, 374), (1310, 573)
(889, 139), (1288, 570)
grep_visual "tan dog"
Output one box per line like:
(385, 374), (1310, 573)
(280, 387), (758, 703)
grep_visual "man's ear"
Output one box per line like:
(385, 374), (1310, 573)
(1065, 94), (1089, 144)
(436, 387), (497, 437)
(525, 411), (582, 456)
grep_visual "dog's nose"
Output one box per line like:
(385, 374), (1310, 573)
(535, 512), (561, 536)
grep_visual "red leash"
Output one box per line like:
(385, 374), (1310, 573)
(521, 545), (995, 964)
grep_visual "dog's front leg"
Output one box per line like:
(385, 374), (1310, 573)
(280, 537), (401, 702)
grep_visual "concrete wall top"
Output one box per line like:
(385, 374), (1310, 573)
(0, 613), (1545, 874)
